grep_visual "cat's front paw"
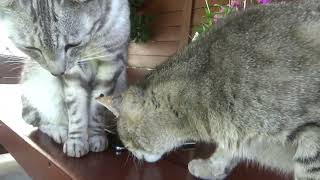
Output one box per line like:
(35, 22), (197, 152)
(89, 135), (108, 152)
(63, 139), (89, 158)
(49, 127), (68, 144)
(188, 159), (228, 180)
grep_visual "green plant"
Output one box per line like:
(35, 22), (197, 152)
(194, 0), (233, 35)
(194, 0), (273, 37)
(129, 0), (154, 43)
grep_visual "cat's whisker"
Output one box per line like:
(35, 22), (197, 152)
(77, 55), (109, 63)
(0, 61), (23, 64)
(127, 66), (155, 71)
(132, 155), (139, 171)
(83, 55), (109, 60)
(81, 50), (105, 59)
(1, 59), (28, 63)
(0, 59), (24, 62)
(123, 153), (130, 167)
(0, 59), (26, 63)
(0, 62), (23, 65)
(104, 127), (116, 134)
(8, 66), (23, 72)
(0, 76), (20, 79)
(137, 159), (144, 167)
(84, 47), (103, 52)
(80, 48), (105, 57)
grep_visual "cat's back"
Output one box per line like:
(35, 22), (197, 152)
(150, 0), (320, 130)
(197, 0), (320, 133)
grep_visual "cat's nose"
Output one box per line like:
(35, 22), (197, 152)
(51, 72), (65, 76)
(49, 66), (66, 76)
(48, 62), (66, 76)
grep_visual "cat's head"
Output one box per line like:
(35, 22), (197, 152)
(97, 86), (186, 162)
(0, 0), (129, 76)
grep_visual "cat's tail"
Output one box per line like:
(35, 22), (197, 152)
(21, 96), (41, 127)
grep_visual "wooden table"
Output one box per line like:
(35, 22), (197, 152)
(0, 84), (291, 180)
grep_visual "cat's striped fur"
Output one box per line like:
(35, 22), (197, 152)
(0, 0), (130, 157)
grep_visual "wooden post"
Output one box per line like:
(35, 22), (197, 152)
(179, 0), (194, 49)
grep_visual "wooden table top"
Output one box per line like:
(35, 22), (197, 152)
(0, 84), (291, 180)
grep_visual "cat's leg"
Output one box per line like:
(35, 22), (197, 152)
(88, 101), (108, 152)
(291, 125), (320, 180)
(63, 69), (90, 157)
(88, 59), (127, 152)
(21, 64), (68, 144)
(188, 147), (238, 179)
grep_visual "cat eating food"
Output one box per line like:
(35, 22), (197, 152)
(98, 0), (320, 179)
(0, 0), (130, 157)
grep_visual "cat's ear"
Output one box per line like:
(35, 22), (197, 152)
(0, 0), (32, 14)
(0, 0), (14, 7)
(0, 0), (31, 9)
(0, 0), (15, 10)
(96, 95), (122, 118)
(0, 0), (16, 19)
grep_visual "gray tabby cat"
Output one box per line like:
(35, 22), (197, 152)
(99, 0), (320, 179)
(0, 0), (130, 157)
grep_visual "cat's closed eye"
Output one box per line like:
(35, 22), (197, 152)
(23, 46), (42, 54)
(22, 46), (43, 58)
(64, 41), (82, 52)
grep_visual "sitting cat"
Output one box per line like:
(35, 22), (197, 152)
(0, 0), (130, 157)
(98, 0), (320, 179)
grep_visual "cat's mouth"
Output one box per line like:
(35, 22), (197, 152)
(123, 141), (163, 162)
(131, 150), (162, 163)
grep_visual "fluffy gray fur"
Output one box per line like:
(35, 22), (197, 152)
(101, 0), (320, 179)
(0, 0), (130, 157)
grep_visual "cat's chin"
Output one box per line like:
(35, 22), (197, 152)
(133, 151), (162, 163)
(144, 154), (162, 163)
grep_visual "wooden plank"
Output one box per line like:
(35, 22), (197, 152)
(0, 120), (196, 180)
(0, 56), (23, 84)
(150, 26), (182, 42)
(192, 8), (208, 26)
(128, 55), (169, 68)
(0, 122), (70, 180)
(0, 77), (20, 84)
(194, 0), (229, 9)
(179, 0), (194, 48)
(127, 68), (152, 84)
(151, 11), (183, 27)
(129, 41), (179, 56)
(143, 0), (185, 13)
